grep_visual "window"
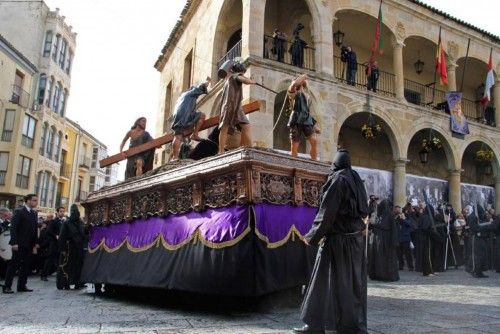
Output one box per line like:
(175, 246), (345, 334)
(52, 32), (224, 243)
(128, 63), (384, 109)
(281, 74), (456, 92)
(59, 90), (67, 116)
(48, 176), (57, 208)
(12, 71), (24, 104)
(39, 171), (50, 207)
(90, 176), (96, 192)
(163, 82), (172, 133)
(0, 152), (8, 185)
(182, 50), (193, 91)
(21, 114), (37, 148)
(46, 78), (53, 107)
(35, 172), (42, 198)
(2, 110), (15, 142)
(52, 34), (60, 62)
(37, 74), (47, 105)
(43, 31), (53, 57)
(39, 123), (48, 155)
(52, 83), (61, 111)
(46, 127), (55, 159)
(16, 155), (31, 189)
(54, 132), (62, 162)
(59, 39), (67, 69)
(66, 50), (73, 75)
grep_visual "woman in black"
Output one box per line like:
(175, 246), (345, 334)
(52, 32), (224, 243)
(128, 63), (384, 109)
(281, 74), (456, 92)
(58, 205), (85, 290)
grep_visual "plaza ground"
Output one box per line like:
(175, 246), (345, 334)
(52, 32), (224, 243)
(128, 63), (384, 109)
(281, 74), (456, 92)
(1, 270), (499, 334)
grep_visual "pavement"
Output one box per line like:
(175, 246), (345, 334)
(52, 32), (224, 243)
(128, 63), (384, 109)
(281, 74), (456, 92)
(1, 269), (499, 334)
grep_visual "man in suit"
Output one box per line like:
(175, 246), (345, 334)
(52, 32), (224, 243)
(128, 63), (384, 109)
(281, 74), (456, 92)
(3, 194), (39, 294)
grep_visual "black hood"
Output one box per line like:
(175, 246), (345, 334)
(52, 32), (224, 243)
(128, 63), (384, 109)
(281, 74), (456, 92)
(331, 149), (351, 171)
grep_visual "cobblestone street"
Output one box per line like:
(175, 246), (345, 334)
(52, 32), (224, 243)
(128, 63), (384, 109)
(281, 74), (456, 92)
(1, 270), (499, 334)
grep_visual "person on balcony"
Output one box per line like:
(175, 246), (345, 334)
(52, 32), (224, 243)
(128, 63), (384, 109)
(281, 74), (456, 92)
(170, 77), (211, 161)
(272, 29), (286, 63)
(366, 60), (380, 92)
(341, 46), (357, 86)
(218, 60), (254, 154)
(290, 23), (308, 68)
(287, 74), (320, 160)
(120, 117), (154, 179)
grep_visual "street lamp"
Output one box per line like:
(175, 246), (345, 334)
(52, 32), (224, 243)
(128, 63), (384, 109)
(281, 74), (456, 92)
(414, 51), (424, 75)
(333, 29), (345, 47)
(419, 149), (429, 164)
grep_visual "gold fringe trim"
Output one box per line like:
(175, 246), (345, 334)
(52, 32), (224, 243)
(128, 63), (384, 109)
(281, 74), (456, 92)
(88, 225), (252, 254)
(254, 225), (307, 249)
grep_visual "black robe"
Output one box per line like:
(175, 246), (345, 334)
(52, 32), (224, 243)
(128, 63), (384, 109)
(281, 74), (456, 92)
(493, 217), (500, 272)
(465, 214), (492, 274)
(300, 150), (368, 334)
(289, 37), (307, 67)
(414, 212), (434, 275)
(368, 200), (399, 281)
(431, 214), (447, 272)
(58, 218), (85, 287)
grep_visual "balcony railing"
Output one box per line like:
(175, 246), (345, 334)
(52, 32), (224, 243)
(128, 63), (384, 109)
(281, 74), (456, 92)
(60, 163), (71, 178)
(0, 171), (6, 185)
(10, 85), (30, 109)
(1, 130), (13, 142)
(217, 39), (242, 70)
(79, 156), (91, 168)
(333, 56), (395, 97)
(21, 135), (34, 148)
(264, 35), (315, 71)
(75, 191), (88, 202)
(15, 174), (29, 189)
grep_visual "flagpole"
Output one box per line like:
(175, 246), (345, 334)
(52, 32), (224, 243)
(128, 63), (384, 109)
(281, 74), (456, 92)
(460, 38), (471, 92)
(431, 27), (441, 105)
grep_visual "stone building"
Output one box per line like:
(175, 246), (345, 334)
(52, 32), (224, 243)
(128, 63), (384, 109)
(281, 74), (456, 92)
(0, 2), (77, 214)
(0, 35), (39, 208)
(154, 0), (500, 211)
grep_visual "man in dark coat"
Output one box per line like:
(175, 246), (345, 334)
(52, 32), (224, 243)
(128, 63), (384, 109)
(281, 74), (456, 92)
(366, 60), (379, 92)
(58, 205), (85, 290)
(41, 207), (65, 280)
(171, 78), (210, 160)
(464, 205), (492, 278)
(341, 46), (357, 86)
(368, 199), (399, 281)
(290, 23), (308, 68)
(3, 194), (39, 294)
(414, 203), (435, 276)
(294, 149), (369, 334)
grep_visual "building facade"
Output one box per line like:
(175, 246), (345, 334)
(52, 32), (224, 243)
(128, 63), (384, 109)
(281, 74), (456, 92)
(0, 35), (39, 209)
(154, 0), (500, 211)
(0, 2), (77, 214)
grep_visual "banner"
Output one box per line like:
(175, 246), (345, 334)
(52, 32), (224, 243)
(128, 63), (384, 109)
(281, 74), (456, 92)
(447, 91), (469, 135)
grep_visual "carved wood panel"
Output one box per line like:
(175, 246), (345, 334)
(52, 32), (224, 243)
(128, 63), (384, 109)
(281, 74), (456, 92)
(302, 179), (323, 207)
(131, 190), (162, 219)
(260, 173), (293, 205)
(203, 174), (238, 208)
(165, 184), (193, 214)
(88, 202), (107, 226)
(108, 198), (128, 223)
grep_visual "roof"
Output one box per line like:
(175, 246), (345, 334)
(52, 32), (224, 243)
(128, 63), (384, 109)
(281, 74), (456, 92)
(0, 34), (38, 73)
(154, 0), (499, 71)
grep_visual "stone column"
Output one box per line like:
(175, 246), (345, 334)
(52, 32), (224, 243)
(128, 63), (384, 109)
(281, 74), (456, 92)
(448, 169), (462, 211)
(241, 0), (265, 59)
(493, 78), (500, 128)
(393, 159), (407, 207)
(315, 17), (334, 76)
(495, 176), (500, 212)
(447, 62), (458, 92)
(392, 41), (405, 101)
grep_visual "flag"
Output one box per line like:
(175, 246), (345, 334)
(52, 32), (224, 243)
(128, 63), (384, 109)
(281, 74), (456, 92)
(436, 28), (448, 86)
(480, 49), (494, 105)
(368, 1), (384, 76)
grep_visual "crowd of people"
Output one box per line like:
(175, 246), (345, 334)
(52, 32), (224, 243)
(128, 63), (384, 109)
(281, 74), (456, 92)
(366, 195), (500, 282)
(1, 195), (87, 294)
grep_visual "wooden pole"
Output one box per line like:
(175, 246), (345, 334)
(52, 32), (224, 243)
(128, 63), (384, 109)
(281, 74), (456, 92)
(99, 100), (261, 168)
(460, 38), (471, 92)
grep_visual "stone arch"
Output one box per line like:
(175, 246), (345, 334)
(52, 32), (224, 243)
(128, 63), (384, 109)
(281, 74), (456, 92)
(460, 136), (500, 178)
(405, 122), (458, 172)
(334, 102), (404, 161)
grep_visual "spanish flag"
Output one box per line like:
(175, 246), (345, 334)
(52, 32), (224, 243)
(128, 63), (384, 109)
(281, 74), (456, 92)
(480, 49), (494, 105)
(368, 0), (383, 76)
(436, 27), (448, 86)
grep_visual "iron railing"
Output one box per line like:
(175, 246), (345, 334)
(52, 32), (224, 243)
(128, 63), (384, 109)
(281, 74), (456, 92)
(333, 56), (395, 97)
(0, 171), (6, 185)
(264, 35), (315, 71)
(15, 174), (29, 189)
(60, 163), (71, 178)
(217, 40), (242, 70)
(21, 135), (34, 148)
(403, 79), (446, 108)
(1, 131), (13, 142)
(79, 155), (91, 168)
(10, 85), (30, 109)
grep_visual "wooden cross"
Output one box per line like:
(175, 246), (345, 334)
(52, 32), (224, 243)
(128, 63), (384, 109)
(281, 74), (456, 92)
(99, 100), (261, 168)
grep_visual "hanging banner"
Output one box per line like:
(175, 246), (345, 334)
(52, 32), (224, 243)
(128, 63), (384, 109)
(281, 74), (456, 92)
(447, 91), (470, 135)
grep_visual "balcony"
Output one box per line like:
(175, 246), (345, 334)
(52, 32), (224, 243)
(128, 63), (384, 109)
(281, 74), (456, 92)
(21, 135), (34, 148)
(263, 35), (315, 71)
(217, 39), (242, 70)
(15, 174), (29, 189)
(79, 156), (91, 169)
(0, 171), (6, 185)
(55, 195), (69, 207)
(60, 163), (71, 178)
(10, 85), (30, 109)
(1, 130), (13, 142)
(75, 191), (88, 202)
